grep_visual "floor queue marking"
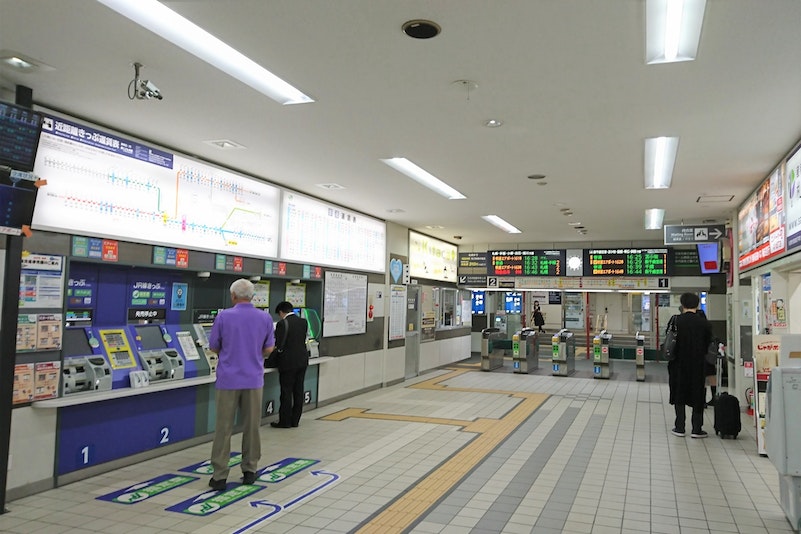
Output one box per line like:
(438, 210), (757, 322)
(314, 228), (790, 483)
(320, 368), (550, 534)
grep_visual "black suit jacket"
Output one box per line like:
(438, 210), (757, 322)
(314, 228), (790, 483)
(273, 313), (309, 372)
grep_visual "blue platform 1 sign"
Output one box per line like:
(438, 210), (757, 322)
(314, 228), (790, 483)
(96, 474), (198, 504)
(166, 483), (264, 516)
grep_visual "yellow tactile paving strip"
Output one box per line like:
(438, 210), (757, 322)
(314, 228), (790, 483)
(321, 368), (549, 534)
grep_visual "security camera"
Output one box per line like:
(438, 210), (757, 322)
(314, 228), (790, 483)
(137, 79), (163, 100)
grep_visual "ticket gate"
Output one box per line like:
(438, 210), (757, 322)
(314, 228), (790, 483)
(635, 332), (646, 381)
(552, 329), (575, 376)
(593, 331), (612, 379)
(513, 328), (539, 374)
(481, 327), (505, 371)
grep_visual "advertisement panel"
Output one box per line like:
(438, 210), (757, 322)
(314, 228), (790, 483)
(738, 167), (785, 271)
(785, 144), (801, 250)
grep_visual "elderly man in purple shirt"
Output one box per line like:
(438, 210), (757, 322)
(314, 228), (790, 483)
(207, 278), (275, 490)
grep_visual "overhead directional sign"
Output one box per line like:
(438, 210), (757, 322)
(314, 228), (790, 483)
(664, 224), (725, 245)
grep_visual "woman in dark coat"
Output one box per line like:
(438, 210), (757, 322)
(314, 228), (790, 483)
(532, 301), (545, 332)
(668, 293), (712, 438)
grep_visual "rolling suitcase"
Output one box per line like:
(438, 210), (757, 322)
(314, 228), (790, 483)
(712, 345), (740, 438)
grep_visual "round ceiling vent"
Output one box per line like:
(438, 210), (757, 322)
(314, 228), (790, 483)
(402, 20), (441, 39)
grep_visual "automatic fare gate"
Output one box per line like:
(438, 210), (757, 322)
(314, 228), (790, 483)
(513, 328), (539, 373)
(481, 327), (505, 371)
(635, 332), (646, 381)
(593, 331), (612, 379)
(552, 329), (575, 376)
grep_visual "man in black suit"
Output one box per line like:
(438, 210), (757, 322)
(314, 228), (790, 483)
(270, 301), (310, 428)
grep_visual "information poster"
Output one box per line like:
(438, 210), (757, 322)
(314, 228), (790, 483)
(19, 254), (64, 309)
(285, 283), (307, 308)
(34, 361), (60, 400)
(785, 145), (801, 250)
(31, 114), (281, 258)
(738, 167), (785, 270)
(389, 285), (407, 341)
(323, 271), (367, 337)
(36, 314), (62, 350)
(13, 363), (34, 404)
(280, 192), (385, 273)
(409, 231), (458, 282)
(252, 281), (271, 309)
(16, 314), (37, 351)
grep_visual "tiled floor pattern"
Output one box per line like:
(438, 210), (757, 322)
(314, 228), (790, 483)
(0, 359), (794, 533)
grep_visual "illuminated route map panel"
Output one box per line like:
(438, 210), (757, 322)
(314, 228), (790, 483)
(586, 248), (669, 276)
(31, 114), (280, 258)
(280, 191), (385, 273)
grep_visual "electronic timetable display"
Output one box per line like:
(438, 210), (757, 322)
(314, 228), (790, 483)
(586, 248), (669, 276)
(0, 101), (44, 172)
(489, 250), (565, 276)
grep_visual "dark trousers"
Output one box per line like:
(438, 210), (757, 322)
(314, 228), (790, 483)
(674, 403), (704, 434)
(278, 366), (307, 426)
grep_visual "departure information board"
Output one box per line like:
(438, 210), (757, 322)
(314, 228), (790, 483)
(489, 250), (564, 276)
(586, 249), (669, 276)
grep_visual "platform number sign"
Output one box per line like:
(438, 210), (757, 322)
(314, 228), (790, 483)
(304, 390), (312, 404)
(160, 426), (170, 445)
(79, 444), (95, 466)
(264, 400), (275, 416)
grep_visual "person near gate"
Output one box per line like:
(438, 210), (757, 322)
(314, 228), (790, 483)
(532, 301), (545, 332)
(270, 301), (310, 429)
(207, 278), (275, 490)
(668, 292), (712, 438)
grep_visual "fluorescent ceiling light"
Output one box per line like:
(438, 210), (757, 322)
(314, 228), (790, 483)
(481, 215), (521, 234)
(96, 0), (314, 105)
(644, 208), (665, 230)
(646, 0), (706, 64)
(380, 158), (466, 200)
(644, 136), (679, 189)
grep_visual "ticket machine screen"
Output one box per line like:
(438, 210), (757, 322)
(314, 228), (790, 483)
(62, 328), (92, 357)
(135, 325), (167, 349)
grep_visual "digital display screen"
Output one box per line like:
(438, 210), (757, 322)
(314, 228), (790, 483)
(490, 250), (564, 276)
(61, 328), (93, 357)
(0, 102), (43, 172)
(0, 171), (38, 234)
(135, 325), (167, 350)
(587, 249), (669, 276)
(697, 243), (721, 274)
(472, 291), (485, 314)
(505, 292), (522, 314)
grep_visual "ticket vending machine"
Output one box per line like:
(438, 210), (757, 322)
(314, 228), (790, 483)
(192, 323), (218, 374)
(93, 328), (141, 389)
(592, 331), (612, 379)
(552, 329), (575, 376)
(296, 308), (322, 359)
(60, 327), (112, 395)
(163, 324), (210, 378)
(129, 324), (185, 381)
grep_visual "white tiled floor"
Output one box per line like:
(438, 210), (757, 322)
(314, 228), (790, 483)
(0, 359), (795, 533)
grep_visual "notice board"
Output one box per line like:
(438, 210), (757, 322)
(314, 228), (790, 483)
(323, 271), (367, 337)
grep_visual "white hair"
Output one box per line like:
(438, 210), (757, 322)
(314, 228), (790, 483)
(230, 278), (255, 300)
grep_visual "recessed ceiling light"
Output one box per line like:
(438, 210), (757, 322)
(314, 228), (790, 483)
(559, 208), (571, 212)
(562, 211), (573, 216)
(645, 208), (665, 230)
(574, 226), (585, 230)
(316, 183), (346, 190)
(386, 208), (405, 213)
(697, 195), (734, 203)
(0, 50), (55, 72)
(381, 157), (466, 200)
(568, 222), (583, 226)
(528, 174), (546, 180)
(402, 20), (441, 39)
(537, 182), (548, 186)
(424, 225), (445, 230)
(481, 215), (522, 234)
(484, 119), (503, 128)
(203, 139), (246, 149)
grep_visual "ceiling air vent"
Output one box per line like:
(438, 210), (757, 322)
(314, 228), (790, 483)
(316, 183), (346, 190)
(203, 139), (246, 150)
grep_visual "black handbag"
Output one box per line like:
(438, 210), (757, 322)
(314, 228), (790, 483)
(663, 316), (678, 361)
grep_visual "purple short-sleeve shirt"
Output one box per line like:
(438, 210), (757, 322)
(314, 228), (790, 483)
(208, 302), (275, 390)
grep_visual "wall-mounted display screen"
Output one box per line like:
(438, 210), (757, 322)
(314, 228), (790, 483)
(61, 328), (93, 357)
(0, 171), (38, 235)
(0, 101), (43, 172)
(471, 290), (485, 314)
(489, 250), (564, 276)
(697, 242), (721, 274)
(586, 248), (669, 276)
(31, 112), (280, 258)
(135, 325), (167, 350)
(738, 166), (785, 271)
(409, 231), (458, 282)
(280, 191), (385, 273)
(504, 292), (522, 314)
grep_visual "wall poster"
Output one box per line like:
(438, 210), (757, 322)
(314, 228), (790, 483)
(323, 271), (367, 337)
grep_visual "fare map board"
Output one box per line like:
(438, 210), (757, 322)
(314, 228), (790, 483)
(489, 250), (564, 276)
(31, 114), (280, 258)
(586, 249), (669, 276)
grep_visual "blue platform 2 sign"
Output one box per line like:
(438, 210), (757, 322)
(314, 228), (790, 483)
(96, 474), (198, 504)
(257, 458), (319, 483)
(179, 452), (242, 475)
(166, 483), (264, 516)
